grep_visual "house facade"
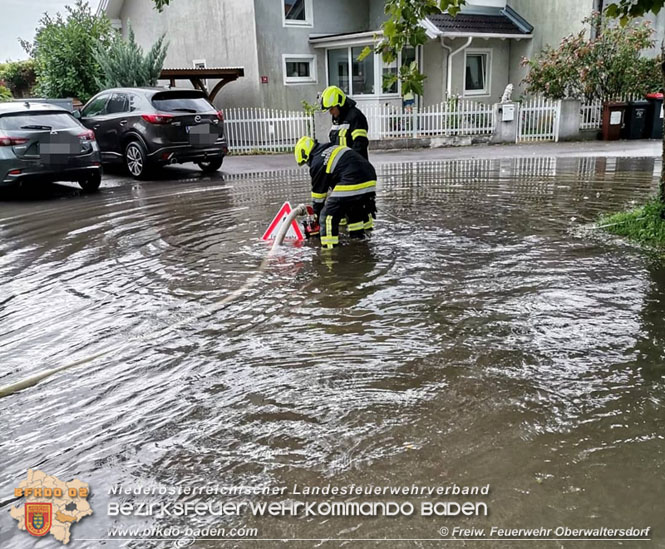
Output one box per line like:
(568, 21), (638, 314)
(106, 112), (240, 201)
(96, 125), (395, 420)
(99, 0), (664, 111)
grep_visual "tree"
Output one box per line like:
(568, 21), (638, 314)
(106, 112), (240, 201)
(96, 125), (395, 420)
(95, 25), (168, 89)
(23, 0), (113, 102)
(0, 85), (12, 102)
(0, 60), (36, 98)
(522, 14), (661, 101)
(605, 0), (663, 22)
(605, 0), (665, 204)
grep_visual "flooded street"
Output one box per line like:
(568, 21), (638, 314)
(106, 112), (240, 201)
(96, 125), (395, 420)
(1, 155), (664, 548)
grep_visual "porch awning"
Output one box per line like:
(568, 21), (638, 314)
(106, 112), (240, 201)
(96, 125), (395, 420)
(423, 5), (533, 40)
(160, 67), (245, 102)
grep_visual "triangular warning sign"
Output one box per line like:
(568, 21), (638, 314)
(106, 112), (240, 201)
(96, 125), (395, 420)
(261, 201), (305, 241)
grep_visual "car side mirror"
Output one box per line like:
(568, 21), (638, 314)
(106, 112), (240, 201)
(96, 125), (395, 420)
(73, 110), (82, 119)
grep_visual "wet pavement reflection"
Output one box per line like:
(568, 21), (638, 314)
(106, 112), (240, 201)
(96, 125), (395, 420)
(0, 156), (663, 548)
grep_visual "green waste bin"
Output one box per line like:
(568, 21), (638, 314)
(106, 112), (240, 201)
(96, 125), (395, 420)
(646, 92), (663, 140)
(621, 100), (650, 139)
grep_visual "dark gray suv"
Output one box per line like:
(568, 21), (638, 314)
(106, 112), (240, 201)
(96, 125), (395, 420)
(0, 102), (102, 192)
(77, 88), (228, 179)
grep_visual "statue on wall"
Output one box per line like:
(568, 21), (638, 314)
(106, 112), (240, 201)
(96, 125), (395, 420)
(501, 84), (514, 103)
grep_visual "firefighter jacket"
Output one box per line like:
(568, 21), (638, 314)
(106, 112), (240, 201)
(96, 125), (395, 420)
(328, 98), (369, 159)
(308, 142), (377, 216)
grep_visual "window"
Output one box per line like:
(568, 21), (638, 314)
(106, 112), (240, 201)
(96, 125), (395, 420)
(464, 50), (491, 96)
(352, 46), (374, 95)
(81, 94), (110, 117)
(151, 91), (214, 113)
(327, 48), (350, 94)
(327, 46), (419, 97)
(382, 58), (398, 94)
(283, 55), (317, 84)
(283, 0), (312, 26)
(0, 113), (79, 131)
(106, 93), (129, 114)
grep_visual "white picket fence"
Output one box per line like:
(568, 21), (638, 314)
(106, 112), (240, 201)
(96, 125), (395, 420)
(364, 100), (495, 140)
(225, 96), (632, 152)
(224, 107), (313, 153)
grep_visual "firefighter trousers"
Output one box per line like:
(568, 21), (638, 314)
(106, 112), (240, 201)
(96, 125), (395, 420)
(319, 196), (366, 248)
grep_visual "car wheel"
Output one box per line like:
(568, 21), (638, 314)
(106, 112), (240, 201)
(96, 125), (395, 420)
(125, 140), (149, 179)
(78, 171), (101, 193)
(197, 157), (224, 173)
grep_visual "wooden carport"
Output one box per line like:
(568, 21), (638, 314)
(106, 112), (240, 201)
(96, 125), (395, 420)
(160, 67), (245, 102)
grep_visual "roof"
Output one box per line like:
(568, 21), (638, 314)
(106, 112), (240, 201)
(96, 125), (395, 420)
(425, 6), (533, 38)
(93, 87), (184, 95)
(160, 67), (245, 78)
(0, 102), (68, 115)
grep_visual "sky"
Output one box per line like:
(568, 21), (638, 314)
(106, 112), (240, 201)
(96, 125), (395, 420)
(0, 0), (101, 62)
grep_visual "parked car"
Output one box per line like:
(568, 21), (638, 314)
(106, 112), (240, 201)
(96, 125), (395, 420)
(0, 102), (102, 192)
(77, 88), (228, 179)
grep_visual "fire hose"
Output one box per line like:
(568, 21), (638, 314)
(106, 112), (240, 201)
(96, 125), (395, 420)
(0, 204), (310, 399)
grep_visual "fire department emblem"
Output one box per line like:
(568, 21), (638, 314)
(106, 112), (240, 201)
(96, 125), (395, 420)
(25, 502), (52, 537)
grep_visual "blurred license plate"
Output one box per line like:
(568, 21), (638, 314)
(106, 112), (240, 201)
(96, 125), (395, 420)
(187, 124), (217, 146)
(40, 135), (81, 164)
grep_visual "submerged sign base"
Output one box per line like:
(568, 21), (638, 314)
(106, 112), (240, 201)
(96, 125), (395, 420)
(261, 201), (305, 241)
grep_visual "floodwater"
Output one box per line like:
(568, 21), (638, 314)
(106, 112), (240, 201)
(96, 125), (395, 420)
(0, 156), (663, 549)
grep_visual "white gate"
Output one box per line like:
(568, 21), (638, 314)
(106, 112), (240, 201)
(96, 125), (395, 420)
(518, 97), (561, 142)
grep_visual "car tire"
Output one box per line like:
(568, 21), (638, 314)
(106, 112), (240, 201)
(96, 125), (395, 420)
(78, 171), (101, 193)
(125, 140), (149, 179)
(197, 157), (224, 173)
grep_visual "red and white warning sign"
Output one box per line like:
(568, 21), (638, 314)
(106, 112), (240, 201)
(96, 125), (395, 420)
(261, 201), (304, 241)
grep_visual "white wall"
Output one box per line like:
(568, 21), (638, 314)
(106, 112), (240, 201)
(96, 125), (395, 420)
(118, 0), (262, 109)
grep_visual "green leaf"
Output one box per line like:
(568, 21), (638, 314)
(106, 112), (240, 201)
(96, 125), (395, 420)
(356, 46), (373, 62)
(604, 4), (619, 17)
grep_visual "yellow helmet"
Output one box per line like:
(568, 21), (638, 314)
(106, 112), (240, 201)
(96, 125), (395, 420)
(294, 135), (315, 166)
(320, 86), (347, 110)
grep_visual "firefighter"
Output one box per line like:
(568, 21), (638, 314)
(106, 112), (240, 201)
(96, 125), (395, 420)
(295, 136), (377, 249)
(320, 85), (370, 160)
(320, 85), (375, 232)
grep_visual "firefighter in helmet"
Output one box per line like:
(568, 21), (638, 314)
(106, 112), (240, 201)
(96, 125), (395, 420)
(320, 85), (370, 160)
(295, 135), (377, 249)
(320, 85), (376, 232)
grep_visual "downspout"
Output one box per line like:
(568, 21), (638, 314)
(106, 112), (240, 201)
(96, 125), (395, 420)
(441, 37), (451, 101)
(442, 36), (473, 98)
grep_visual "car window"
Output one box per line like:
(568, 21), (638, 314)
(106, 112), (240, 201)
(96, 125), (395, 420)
(151, 92), (214, 113)
(82, 94), (110, 117)
(0, 112), (81, 131)
(107, 93), (130, 115)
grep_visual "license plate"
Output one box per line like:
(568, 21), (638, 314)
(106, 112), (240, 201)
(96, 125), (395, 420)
(187, 124), (218, 146)
(40, 136), (81, 164)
